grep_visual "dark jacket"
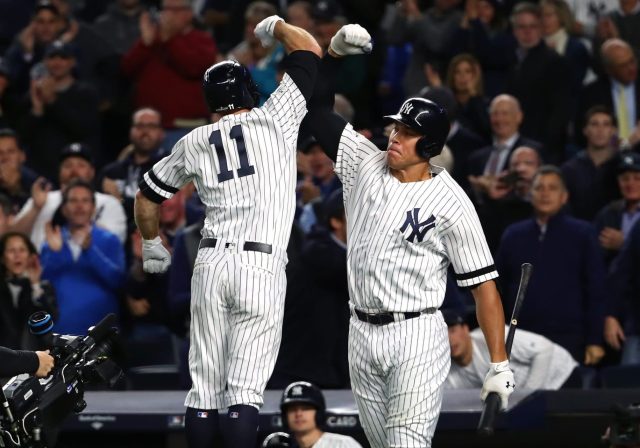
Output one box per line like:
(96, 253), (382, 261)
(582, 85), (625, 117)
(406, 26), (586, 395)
(594, 199), (626, 268)
(447, 123), (486, 189)
(608, 220), (640, 334)
(496, 212), (607, 361)
(466, 135), (543, 177)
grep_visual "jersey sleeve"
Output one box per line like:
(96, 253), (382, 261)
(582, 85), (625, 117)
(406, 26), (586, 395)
(441, 191), (498, 287)
(262, 51), (319, 147)
(139, 138), (191, 203)
(334, 123), (380, 199)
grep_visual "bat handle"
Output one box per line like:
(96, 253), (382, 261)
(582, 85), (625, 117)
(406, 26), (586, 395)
(477, 392), (501, 436)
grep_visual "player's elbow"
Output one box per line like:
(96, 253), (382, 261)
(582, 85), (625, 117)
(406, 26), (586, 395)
(308, 40), (322, 58)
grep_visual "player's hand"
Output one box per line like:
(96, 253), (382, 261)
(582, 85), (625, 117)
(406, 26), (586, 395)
(481, 360), (515, 411)
(35, 350), (54, 378)
(329, 24), (373, 57)
(142, 236), (171, 273)
(254, 15), (284, 47)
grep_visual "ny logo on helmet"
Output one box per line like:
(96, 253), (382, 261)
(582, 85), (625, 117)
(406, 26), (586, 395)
(292, 386), (303, 396)
(401, 102), (414, 115)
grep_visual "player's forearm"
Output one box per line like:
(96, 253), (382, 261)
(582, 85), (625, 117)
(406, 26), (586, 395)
(472, 280), (508, 362)
(134, 191), (161, 240)
(273, 21), (322, 57)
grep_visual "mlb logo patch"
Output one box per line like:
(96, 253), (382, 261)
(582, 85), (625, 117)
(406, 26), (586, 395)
(229, 412), (239, 419)
(197, 412), (209, 418)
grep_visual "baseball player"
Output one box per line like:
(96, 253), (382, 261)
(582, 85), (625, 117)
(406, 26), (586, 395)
(443, 309), (580, 390)
(133, 16), (321, 448)
(301, 25), (514, 447)
(280, 381), (362, 447)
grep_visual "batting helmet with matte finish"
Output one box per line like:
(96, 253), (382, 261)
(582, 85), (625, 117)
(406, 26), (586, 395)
(202, 60), (260, 113)
(280, 381), (326, 429)
(262, 432), (291, 448)
(383, 97), (450, 159)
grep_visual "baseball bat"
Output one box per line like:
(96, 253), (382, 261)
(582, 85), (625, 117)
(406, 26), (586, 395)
(477, 262), (533, 436)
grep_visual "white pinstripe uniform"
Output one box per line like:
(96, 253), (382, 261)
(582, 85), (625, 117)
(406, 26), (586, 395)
(141, 74), (307, 410)
(336, 124), (498, 447)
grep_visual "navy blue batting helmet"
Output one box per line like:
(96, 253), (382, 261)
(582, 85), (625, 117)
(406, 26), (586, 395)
(262, 432), (291, 448)
(202, 60), (260, 113)
(280, 381), (326, 430)
(383, 98), (450, 159)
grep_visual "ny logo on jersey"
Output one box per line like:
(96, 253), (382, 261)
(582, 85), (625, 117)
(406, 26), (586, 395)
(400, 209), (435, 243)
(401, 102), (414, 115)
(506, 381), (515, 389)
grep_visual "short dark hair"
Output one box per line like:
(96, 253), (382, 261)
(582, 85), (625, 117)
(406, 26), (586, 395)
(511, 2), (542, 24)
(533, 165), (567, 190)
(584, 105), (617, 127)
(0, 231), (38, 258)
(62, 179), (95, 205)
(0, 128), (22, 148)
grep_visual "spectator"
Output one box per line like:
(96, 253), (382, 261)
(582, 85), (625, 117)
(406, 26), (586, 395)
(419, 85), (486, 187)
(121, 0), (217, 149)
(496, 165), (607, 364)
(279, 381), (362, 447)
(595, 151), (640, 266)
(505, 2), (571, 163)
(384, 0), (463, 96)
(443, 309), (581, 390)
(444, 53), (491, 141)
(228, 2), (283, 105)
(12, 143), (127, 251)
(297, 138), (341, 233)
(0, 58), (24, 130)
(0, 195), (14, 236)
(286, 1), (314, 33)
(99, 108), (165, 229)
(565, 0), (617, 38)
(467, 94), (542, 199)
(271, 190), (350, 389)
(580, 38), (640, 148)
(478, 146), (541, 253)
(93, 0), (144, 55)
(562, 106), (621, 220)
(0, 129), (39, 212)
(40, 179), (125, 335)
(606, 218), (640, 364)
(0, 231), (57, 350)
(449, 0), (513, 97)
(24, 40), (101, 179)
(597, 0), (640, 57)
(541, 0), (592, 123)
(3, 1), (63, 96)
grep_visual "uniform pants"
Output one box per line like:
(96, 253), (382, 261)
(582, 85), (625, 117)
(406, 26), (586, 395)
(348, 312), (450, 448)
(185, 247), (286, 410)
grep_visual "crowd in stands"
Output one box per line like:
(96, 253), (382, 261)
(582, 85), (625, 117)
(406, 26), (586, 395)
(0, 0), (639, 392)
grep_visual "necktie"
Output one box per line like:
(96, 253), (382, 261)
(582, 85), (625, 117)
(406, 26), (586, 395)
(617, 84), (630, 140)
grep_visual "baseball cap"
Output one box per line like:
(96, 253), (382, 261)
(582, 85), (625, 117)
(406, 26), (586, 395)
(312, 0), (343, 23)
(618, 152), (640, 174)
(299, 136), (321, 154)
(441, 308), (466, 327)
(34, 0), (60, 15)
(59, 143), (93, 164)
(45, 40), (74, 59)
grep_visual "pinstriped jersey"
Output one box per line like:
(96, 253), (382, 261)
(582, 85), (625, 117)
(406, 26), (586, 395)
(335, 124), (498, 312)
(313, 432), (362, 447)
(141, 74), (306, 259)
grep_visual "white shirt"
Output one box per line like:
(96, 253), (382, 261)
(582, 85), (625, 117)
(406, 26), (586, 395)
(143, 74), (307, 262)
(335, 124), (497, 313)
(312, 432), (362, 448)
(445, 326), (578, 390)
(16, 190), (127, 252)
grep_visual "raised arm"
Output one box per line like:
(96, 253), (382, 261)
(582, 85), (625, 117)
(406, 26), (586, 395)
(254, 16), (322, 57)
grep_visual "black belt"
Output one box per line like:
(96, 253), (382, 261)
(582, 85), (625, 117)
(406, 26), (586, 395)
(199, 238), (272, 254)
(354, 308), (437, 326)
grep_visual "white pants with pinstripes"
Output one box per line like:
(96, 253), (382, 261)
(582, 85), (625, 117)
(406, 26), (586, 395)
(184, 245), (287, 410)
(348, 311), (450, 448)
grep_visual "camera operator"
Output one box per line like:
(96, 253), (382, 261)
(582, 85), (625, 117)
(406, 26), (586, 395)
(0, 345), (54, 379)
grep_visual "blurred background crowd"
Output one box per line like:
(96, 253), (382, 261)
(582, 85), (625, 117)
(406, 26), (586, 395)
(0, 0), (639, 392)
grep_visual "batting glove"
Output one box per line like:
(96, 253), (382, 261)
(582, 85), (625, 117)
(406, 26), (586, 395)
(254, 15), (284, 47)
(142, 236), (171, 274)
(480, 360), (515, 411)
(329, 24), (373, 56)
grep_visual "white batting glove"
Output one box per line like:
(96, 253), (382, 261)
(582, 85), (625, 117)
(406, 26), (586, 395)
(142, 236), (171, 274)
(254, 15), (284, 47)
(480, 360), (515, 411)
(329, 24), (373, 56)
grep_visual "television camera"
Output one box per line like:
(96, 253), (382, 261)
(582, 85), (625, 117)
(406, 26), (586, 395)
(0, 313), (123, 448)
